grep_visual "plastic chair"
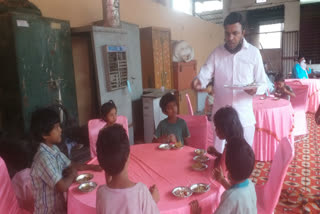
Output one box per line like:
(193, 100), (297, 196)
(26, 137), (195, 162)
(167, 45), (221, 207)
(255, 137), (294, 214)
(88, 116), (129, 158)
(11, 168), (34, 213)
(0, 157), (31, 214)
(185, 93), (194, 116)
(286, 84), (309, 136)
(178, 115), (208, 149)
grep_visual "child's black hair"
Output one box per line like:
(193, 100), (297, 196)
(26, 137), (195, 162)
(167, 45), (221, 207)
(226, 137), (255, 181)
(213, 106), (244, 142)
(101, 100), (117, 122)
(274, 73), (285, 82)
(96, 124), (130, 176)
(159, 92), (177, 113)
(30, 107), (60, 142)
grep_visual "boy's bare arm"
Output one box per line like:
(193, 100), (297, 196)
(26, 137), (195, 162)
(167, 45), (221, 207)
(149, 184), (160, 203)
(184, 137), (189, 146)
(71, 162), (102, 171)
(213, 167), (231, 189)
(189, 200), (202, 214)
(284, 88), (296, 98)
(55, 167), (77, 192)
(153, 135), (169, 143)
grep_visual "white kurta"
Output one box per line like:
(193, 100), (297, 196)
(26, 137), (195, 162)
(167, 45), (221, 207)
(198, 39), (267, 152)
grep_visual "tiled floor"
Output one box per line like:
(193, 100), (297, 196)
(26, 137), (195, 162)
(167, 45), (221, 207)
(251, 113), (320, 213)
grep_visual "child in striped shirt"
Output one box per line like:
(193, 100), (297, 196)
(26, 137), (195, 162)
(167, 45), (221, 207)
(30, 107), (101, 214)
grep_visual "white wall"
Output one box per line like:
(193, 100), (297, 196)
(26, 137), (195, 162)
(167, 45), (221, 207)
(225, 0), (300, 32)
(284, 1), (300, 31)
(228, 0), (298, 11)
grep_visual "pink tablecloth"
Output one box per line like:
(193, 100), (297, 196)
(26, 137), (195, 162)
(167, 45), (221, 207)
(286, 79), (320, 113)
(68, 144), (223, 214)
(253, 96), (294, 161)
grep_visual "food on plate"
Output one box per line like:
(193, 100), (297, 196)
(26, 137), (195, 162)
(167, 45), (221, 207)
(194, 149), (206, 156)
(194, 185), (206, 192)
(172, 141), (183, 149)
(76, 173), (94, 183)
(192, 162), (207, 170)
(78, 181), (97, 192)
(190, 183), (210, 193)
(158, 144), (171, 150)
(175, 189), (190, 197)
(193, 155), (209, 162)
(172, 187), (192, 198)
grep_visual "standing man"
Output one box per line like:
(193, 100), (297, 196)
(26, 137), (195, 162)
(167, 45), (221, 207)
(192, 12), (267, 154)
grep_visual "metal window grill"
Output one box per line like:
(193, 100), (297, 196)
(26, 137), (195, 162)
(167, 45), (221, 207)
(104, 45), (128, 91)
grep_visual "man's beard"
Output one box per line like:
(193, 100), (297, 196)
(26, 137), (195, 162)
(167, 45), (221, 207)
(224, 38), (243, 54)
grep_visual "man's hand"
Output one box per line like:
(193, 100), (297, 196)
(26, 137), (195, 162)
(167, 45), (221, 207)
(244, 88), (257, 96)
(192, 78), (202, 91)
(149, 184), (160, 203)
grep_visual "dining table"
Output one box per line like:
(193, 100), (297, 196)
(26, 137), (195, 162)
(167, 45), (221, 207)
(286, 78), (320, 113)
(252, 95), (294, 161)
(67, 143), (224, 214)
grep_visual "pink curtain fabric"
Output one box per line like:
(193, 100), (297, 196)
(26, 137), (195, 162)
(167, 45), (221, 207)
(255, 137), (294, 214)
(11, 168), (34, 213)
(178, 115), (209, 150)
(0, 157), (30, 214)
(286, 79), (320, 113)
(88, 116), (129, 158)
(252, 96), (294, 161)
(68, 144), (223, 214)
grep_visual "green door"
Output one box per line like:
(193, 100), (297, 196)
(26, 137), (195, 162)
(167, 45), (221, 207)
(0, 12), (78, 133)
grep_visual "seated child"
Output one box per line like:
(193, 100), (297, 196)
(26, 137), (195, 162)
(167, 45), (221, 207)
(96, 124), (160, 214)
(30, 107), (101, 214)
(213, 137), (257, 214)
(153, 92), (190, 145)
(191, 137), (257, 214)
(207, 106), (244, 168)
(274, 73), (296, 100)
(101, 100), (118, 127)
(204, 82), (214, 121)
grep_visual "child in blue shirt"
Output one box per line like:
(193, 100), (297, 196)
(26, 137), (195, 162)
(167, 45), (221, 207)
(153, 93), (190, 145)
(190, 137), (257, 214)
